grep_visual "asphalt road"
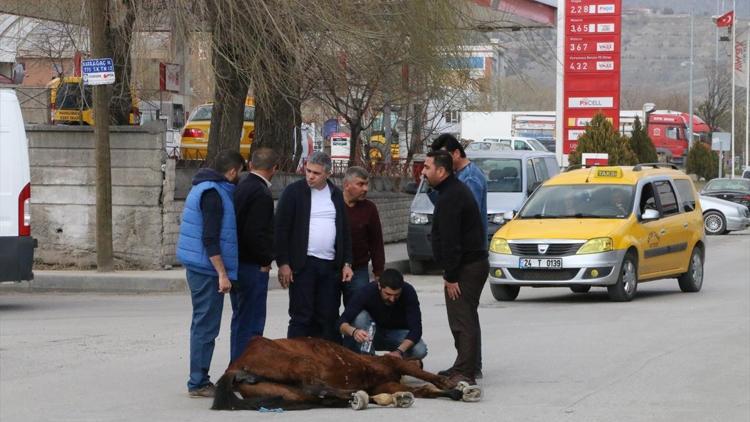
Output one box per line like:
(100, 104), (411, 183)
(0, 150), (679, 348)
(1, 232), (748, 422)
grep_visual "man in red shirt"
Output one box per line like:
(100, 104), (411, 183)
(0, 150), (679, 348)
(341, 166), (385, 307)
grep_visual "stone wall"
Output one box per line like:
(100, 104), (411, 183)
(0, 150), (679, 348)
(27, 124), (170, 269)
(163, 169), (412, 266)
(27, 127), (412, 270)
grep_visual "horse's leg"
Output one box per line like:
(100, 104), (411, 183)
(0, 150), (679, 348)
(236, 381), (352, 409)
(382, 356), (455, 389)
(371, 381), (462, 402)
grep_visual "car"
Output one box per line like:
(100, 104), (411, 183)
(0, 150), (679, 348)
(407, 150), (559, 274)
(700, 178), (750, 208)
(180, 98), (255, 160)
(488, 163), (705, 302)
(699, 195), (750, 235)
(532, 136), (557, 152)
(742, 167), (750, 179)
(480, 136), (549, 152)
(0, 87), (37, 282)
(466, 141), (512, 152)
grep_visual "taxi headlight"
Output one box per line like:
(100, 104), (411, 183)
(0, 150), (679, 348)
(489, 238), (511, 254)
(576, 237), (613, 255)
(488, 213), (505, 225)
(410, 212), (430, 225)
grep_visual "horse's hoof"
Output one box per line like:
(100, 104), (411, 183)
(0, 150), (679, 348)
(350, 390), (369, 410)
(461, 385), (481, 402)
(393, 391), (415, 408)
(455, 381), (471, 392)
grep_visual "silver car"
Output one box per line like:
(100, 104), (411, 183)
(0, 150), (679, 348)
(406, 150), (559, 274)
(699, 195), (750, 235)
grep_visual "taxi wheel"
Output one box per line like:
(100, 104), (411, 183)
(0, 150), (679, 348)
(607, 253), (638, 302)
(570, 285), (591, 293)
(490, 284), (520, 301)
(678, 247), (704, 293)
(703, 211), (726, 235)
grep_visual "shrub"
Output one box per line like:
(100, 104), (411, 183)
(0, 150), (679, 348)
(568, 112), (638, 167)
(685, 142), (718, 180)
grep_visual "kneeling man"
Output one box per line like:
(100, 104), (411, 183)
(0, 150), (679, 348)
(338, 269), (427, 360)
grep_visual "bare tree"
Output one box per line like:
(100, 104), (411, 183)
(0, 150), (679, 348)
(697, 63), (732, 132)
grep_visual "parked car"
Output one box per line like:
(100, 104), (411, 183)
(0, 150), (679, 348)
(699, 195), (750, 235)
(0, 87), (37, 282)
(480, 136), (549, 152)
(742, 167), (750, 179)
(488, 164), (705, 302)
(700, 178), (750, 208)
(180, 98), (255, 160)
(533, 136), (557, 152)
(466, 141), (512, 152)
(407, 150), (559, 274)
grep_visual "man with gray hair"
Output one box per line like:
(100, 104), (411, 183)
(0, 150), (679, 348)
(341, 166), (384, 307)
(275, 151), (353, 342)
(231, 147), (279, 362)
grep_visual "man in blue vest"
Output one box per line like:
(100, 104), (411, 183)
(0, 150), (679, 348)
(176, 149), (245, 398)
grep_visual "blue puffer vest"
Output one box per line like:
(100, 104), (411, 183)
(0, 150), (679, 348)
(176, 180), (238, 280)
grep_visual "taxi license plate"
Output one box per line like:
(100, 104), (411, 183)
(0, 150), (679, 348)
(519, 258), (563, 269)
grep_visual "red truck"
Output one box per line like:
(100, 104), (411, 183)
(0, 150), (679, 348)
(643, 109), (710, 165)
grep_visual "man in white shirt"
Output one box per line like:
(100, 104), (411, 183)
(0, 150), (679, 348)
(275, 152), (353, 342)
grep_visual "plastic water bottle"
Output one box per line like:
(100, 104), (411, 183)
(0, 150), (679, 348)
(360, 322), (376, 354)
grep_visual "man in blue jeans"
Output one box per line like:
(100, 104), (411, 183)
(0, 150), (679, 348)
(338, 269), (427, 360)
(232, 147), (278, 362)
(176, 150), (245, 398)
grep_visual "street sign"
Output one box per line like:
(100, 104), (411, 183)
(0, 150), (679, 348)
(81, 58), (115, 86)
(560, 0), (622, 154)
(712, 132), (731, 151)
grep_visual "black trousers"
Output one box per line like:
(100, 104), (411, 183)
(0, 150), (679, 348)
(287, 256), (342, 343)
(445, 258), (489, 377)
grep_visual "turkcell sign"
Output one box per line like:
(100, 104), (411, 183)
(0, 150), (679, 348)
(558, 0), (622, 155)
(81, 58), (115, 86)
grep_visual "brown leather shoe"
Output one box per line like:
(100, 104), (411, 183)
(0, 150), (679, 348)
(188, 382), (216, 398)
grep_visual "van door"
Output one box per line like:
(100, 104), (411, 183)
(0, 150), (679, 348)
(0, 88), (37, 281)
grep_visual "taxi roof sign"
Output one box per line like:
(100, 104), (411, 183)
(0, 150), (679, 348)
(593, 167), (623, 178)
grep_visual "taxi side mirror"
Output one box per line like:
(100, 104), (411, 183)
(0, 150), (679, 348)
(641, 208), (660, 221)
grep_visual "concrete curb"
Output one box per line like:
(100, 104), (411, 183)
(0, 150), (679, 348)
(1, 259), (412, 294)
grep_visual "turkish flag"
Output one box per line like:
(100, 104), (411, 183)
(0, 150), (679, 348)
(716, 10), (734, 27)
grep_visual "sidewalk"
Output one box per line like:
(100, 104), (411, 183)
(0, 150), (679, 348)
(1, 242), (410, 294)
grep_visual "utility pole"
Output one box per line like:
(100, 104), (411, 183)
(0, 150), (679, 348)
(689, 10), (694, 150)
(90, 0), (114, 271)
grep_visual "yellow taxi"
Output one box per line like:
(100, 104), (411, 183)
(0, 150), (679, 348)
(488, 164), (705, 302)
(180, 97), (255, 160)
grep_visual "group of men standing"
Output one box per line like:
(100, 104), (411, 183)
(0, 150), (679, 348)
(175, 132), (490, 397)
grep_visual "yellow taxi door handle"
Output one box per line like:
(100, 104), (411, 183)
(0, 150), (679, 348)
(660, 229), (667, 235)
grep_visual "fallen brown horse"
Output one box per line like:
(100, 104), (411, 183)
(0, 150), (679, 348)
(212, 336), (480, 411)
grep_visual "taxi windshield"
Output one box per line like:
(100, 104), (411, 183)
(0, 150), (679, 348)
(519, 184), (635, 219)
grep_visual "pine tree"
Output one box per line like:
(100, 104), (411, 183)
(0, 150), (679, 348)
(568, 113), (638, 167)
(628, 116), (658, 163)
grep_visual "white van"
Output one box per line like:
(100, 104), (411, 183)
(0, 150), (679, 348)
(0, 87), (36, 281)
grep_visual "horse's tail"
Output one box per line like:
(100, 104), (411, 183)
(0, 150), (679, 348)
(211, 371), (286, 411)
